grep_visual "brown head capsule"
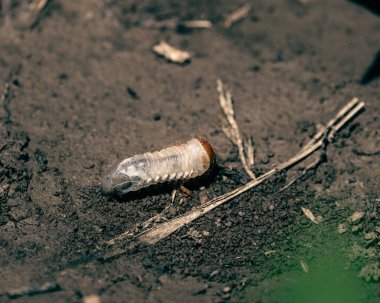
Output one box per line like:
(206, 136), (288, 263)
(102, 138), (215, 196)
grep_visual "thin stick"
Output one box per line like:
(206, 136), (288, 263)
(277, 156), (323, 193)
(136, 100), (365, 244)
(142, 19), (212, 30)
(217, 79), (256, 179)
(223, 3), (252, 28)
(297, 97), (359, 155)
(181, 20), (212, 29)
(29, 0), (51, 29)
(329, 101), (365, 140)
(245, 137), (255, 167)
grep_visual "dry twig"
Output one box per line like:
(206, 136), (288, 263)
(30, 0), (48, 12)
(245, 137), (255, 167)
(181, 20), (212, 29)
(27, 0), (51, 29)
(217, 79), (256, 179)
(142, 19), (212, 30)
(223, 3), (252, 28)
(106, 98), (365, 245)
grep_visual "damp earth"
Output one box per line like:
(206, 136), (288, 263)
(1, 1), (380, 302)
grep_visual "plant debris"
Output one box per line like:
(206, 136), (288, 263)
(223, 3), (252, 28)
(153, 41), (191, 64)
(217, 79), (256, 179)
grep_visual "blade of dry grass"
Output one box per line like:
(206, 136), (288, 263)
(297, 97), (359, 156)
(223, 3), (252, 28)
(182, 20), (212, 29)
(245, 137), (255, 167)
(217, 79), (256, 179)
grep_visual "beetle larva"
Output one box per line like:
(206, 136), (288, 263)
(102, 137), (215, 196)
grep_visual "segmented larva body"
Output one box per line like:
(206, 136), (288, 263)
(102, 138), (215, 196)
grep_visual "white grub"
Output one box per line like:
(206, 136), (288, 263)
(223, 3), (252, 28)
(153, 41), (191, 64)
(102, 138), (214, 196)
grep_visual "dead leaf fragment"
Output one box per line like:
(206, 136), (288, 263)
(300, 260), (309, 273)
(350, 211), (365, 223)
(153, 41), (191, 64)
(301, 207), (318, 224)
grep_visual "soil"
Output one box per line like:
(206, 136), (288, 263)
(1, 1), (380, 302)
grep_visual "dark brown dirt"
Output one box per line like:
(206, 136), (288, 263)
(1, 1), (380, 302)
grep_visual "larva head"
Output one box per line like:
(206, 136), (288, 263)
(197, 137), (215, 165)
(101, 164), (142, 196)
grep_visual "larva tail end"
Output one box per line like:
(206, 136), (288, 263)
(197, 137), (215, 163)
